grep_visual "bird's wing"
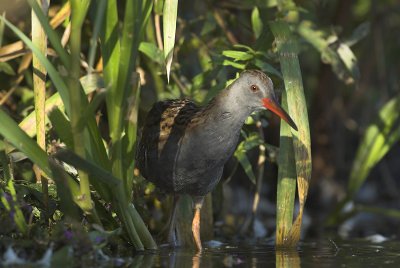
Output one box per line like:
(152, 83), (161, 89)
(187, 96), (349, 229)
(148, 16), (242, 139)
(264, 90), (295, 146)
(136, 99), (202, 175)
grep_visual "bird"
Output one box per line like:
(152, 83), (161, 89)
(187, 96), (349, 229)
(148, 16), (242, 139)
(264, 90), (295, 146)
(136, 70), (298, 251)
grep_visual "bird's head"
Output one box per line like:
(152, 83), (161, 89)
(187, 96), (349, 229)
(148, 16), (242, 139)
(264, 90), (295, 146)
(230, 70), (298, 131)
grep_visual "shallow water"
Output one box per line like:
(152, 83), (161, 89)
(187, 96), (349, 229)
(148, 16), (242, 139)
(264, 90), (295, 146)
(3, 238), (400, 267)
(130, 239), (400, 267)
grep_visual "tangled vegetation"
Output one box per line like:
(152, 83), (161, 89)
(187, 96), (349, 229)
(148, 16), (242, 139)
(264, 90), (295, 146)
(0, 0), (399, 265)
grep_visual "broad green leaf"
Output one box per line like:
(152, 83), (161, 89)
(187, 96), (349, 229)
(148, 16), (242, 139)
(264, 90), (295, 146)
(163, 0), (178, 82)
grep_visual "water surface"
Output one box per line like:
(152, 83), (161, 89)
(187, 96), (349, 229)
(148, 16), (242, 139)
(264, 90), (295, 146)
(130, 239), (400, 267)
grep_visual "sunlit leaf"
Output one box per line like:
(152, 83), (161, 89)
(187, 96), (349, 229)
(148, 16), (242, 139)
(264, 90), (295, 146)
(139, 41), (164, 64)
(251, 7), (263, 39)
(337, 43), (360, 81)
(163, 0), (178, 82)
(222, 50), (254, 61)
(19, 74), (103, 137)
(297, 20), (357, 85)
(221, 59), (246, 69)
(348, 95), (400, 197)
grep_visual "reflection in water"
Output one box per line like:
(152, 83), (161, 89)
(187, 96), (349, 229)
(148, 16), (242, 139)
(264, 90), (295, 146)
(192, 252), (201, 268)
(276, 248), (300, 268)
(129, 253), (155, 267)
(130, 239), (400, 267)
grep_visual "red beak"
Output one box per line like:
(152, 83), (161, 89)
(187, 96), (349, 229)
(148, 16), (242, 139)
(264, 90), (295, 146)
(262, 98), (298, 131)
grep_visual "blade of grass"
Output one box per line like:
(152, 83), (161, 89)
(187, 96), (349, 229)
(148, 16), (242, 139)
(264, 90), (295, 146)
(88, 0), (106, 72)
(76, 89), (106, 130)
(31, 1), (49, 219)
(54, 149), (121, 188)
(68, 0), (92, 213)
(0, 11), (4, 47)
(100, 0), (120, 141)
(110, 0), (146, 178)
(163, 0), (178, 82)
(19, 73), (102, 138)
(48, 108), (73, 148)
(49, 109), (113, 203)
(327, 95), (400, 225)
(49, 158), (80, 220)
(0, 15), (70, 114)
(29, 0), (70, 68)
(123, 73), (141, 191)
(97, 0), (157, 250)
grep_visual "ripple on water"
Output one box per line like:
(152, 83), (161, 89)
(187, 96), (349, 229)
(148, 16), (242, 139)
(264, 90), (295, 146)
(132, 239), (400, 267)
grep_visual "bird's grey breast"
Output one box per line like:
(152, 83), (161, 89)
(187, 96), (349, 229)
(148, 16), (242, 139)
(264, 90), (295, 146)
(172, 111), (241, 192)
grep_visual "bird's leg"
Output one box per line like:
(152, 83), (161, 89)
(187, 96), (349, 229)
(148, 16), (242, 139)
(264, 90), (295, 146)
(167, 195), (180, 246)
(192, 196), (204, 252)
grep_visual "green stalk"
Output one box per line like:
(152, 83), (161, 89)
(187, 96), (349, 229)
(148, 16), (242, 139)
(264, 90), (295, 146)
(128, 204), (158, 249)
(111, 0), (147, 179)
(98, 0), (156, 250)
(69, 0), (93, 213)
(31, 0), (49, 212)
(275, 92), (297, 245)
(270, 20), (312, 247)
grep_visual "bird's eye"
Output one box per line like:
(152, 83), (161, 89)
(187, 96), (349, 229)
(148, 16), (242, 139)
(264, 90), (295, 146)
(250, 85), (259, 92)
